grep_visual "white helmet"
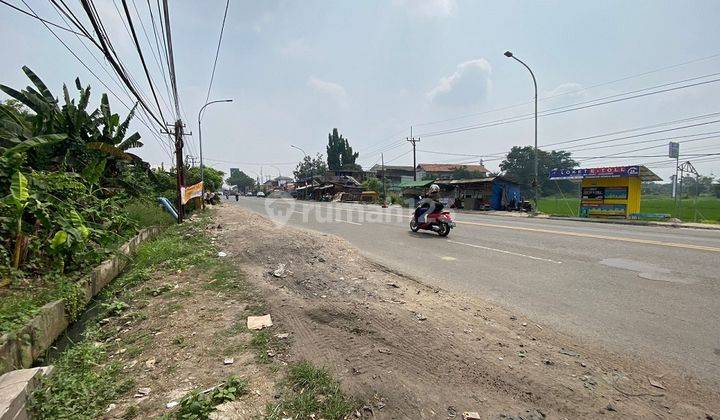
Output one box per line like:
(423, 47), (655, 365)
(429, 184), (440, 193)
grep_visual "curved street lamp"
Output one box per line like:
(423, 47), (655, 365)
(198, 98), (233, 208)
(504, 51), (539, 211)
(290, 144), (308, 157)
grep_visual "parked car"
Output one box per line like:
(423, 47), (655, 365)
(256, 191), (265, 197)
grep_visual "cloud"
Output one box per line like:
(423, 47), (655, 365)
(393, 0), (457, 18)
(307, 77), (348, 105)
(279, 38), (312, 58)
(427, 58), (492, 107)
(543, 82), (588, 105)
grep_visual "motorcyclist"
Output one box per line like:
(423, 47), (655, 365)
(414, 184), (443, 223)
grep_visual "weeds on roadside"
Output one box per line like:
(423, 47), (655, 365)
(266, 361), (356, 420)
(29, 328), (133, 420)
(163, 376), (248, 420)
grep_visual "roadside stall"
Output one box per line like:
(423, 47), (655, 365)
(549, 165), (661, 219)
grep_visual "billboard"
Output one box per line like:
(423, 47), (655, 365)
(549, 166), (640, 180)
(669, 142), (679, 159)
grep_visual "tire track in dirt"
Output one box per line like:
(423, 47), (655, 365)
(215, 205), (720, 419)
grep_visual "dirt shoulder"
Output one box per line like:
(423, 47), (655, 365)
(215, 204), (719, 419)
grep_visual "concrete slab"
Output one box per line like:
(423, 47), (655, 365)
(0, 366), (53, 420)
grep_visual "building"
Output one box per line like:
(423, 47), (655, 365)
(549, 165), (662, 218)
(436, 177), (522, 210)
(368, 164), (415, 191)
(399, 177), (523, 211)
(275, 176), (294, 187)
(416, 163), (489, 180)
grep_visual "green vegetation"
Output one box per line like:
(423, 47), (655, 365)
(0, 67), (184, 334)
(167, 376), (248, 420)
(28, 327), (133, 419)
(29, 216), (220, 418)
(326, 128), (360, 171)
(539, 196), (720, 223)
(267, 361), (356, 420)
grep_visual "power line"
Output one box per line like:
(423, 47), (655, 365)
(204, 0), (230, 103)
(412, 51), (720, 129)
(120, 0), (168, 124)
(0, 0), (87, 36)
(418, 74), (720, 138)
(161, 0), (180, 118)
(77, 0), (166, 127)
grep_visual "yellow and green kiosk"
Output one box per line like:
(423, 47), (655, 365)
(549, 165), (662, 219)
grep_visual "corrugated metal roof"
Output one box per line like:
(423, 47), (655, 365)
(398, 179), (434, 188)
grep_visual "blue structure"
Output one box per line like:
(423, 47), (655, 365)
(437, 177), (523, 211)
(490, 177), (522, 210)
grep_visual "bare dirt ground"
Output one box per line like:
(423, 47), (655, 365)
(214, 204), (719, 419)
(102, 234), (278, 419)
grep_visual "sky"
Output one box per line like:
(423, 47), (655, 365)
(2, 0), (720, 183)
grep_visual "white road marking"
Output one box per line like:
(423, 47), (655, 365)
(447, 240), (563, 264)
(335, 219), (362, 226)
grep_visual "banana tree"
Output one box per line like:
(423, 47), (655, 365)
(3, 171), (29, 269)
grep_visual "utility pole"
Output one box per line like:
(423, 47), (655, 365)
(407, 125), (420, 181)
(172, 120), (185, 223)
(381, 153), (387, 207)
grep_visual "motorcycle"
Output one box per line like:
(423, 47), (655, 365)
(409, 209), (455, 237)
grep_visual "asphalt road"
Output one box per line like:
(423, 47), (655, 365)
(228, 197), (720, 384)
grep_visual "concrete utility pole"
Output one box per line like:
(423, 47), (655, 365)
(198, 99), (233, 209)
(381, 152), (387, 206)
(407, 126), (420, 181)
(504, 51), (538, 212)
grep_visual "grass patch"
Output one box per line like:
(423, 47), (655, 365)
(266, 361), (356, 420)
(123, 199), (175, 228)
(163, 376), (248, 419)
(539, 196), (720, 223)
(29, 328), (133, 419)
(29, 215), (218, 417)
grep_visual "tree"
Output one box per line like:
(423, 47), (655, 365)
(293, 153), (328, 181)
(326, 128), (359, 170)
(450, 167), (486, 179)
(499, 146), (579, 196)
(362, 177), (386, 193)
(225, 169), (256, 192)
(186, 166), (224, 192)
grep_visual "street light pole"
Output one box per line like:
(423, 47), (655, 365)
(290, 144), (307, 157)
(198, 98), (232, 208)
(504, 51), (538, 212)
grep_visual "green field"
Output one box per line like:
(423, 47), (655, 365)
(538, 196), (720, 223)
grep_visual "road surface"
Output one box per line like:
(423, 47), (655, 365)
(227, 197), (720, 384)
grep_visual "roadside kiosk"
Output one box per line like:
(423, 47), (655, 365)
(549, 165), (661, 219)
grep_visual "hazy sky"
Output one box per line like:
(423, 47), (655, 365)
(2, 0), (720, 181)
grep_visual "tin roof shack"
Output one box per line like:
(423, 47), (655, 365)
(310, 175), (363, 201)
(416, 163), (489, 180)
(437, 177), (522, 211)
(549, 165), (661, 219)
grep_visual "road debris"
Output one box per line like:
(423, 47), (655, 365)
(166, 401), (179, 409)
(415, 313), (427, 321)
(606, 403), (617, 412)
(649, 377), (666, 390)
(134, 387), (151, 397)
(247, 314), (273, 330)
(144, 357), (156, 369)
(378, 348), (392, 354)
(559, 347), (580, 357)
(462, 411), (481, 420)
(272, 263), (287, 278)
(275, 333), (290, 339)
(223, 357), (234, 365)
(217, 251), (227, 257)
